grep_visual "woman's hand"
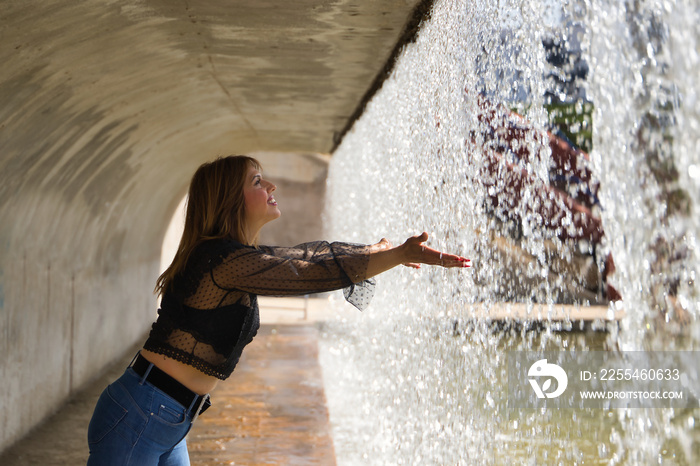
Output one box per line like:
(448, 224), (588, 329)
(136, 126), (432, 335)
(398, 232), (470, 269)
(364, 232), (470, 281)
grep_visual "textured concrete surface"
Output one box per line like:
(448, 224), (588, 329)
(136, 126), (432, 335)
(0, 303), (338, 465)
(0, 0), (423, 452)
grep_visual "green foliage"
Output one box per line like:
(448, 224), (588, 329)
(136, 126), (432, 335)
(545, 101), (594, 153)
(509, 101), (594, 153)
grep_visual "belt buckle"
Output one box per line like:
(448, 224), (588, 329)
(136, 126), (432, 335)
(191, 393), (210, 423)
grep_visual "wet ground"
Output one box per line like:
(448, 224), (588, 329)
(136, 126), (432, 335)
(187, 325), (335, 465)
(0, 299), (337, 465)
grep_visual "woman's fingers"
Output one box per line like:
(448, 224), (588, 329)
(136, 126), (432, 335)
(403, 262), (422, 269)
(414, 232), (429, 243)
(428, 253), (470, 267)
(405, 233), (471, 268)
(404, 232), (429, 247)
(418, 243), (451, 264)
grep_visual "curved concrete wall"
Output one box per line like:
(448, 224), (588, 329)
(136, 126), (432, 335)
(0, 0), (421, 451)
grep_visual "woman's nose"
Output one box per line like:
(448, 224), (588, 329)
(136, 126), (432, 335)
(266, 181), (276, 192)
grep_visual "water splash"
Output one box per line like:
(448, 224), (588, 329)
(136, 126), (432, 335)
(322, 0), (699, 463)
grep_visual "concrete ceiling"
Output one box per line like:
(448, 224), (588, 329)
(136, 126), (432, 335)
(1, 0), (424, 201)
(2, 0), (422, 155)
(0, 0), (425, 260)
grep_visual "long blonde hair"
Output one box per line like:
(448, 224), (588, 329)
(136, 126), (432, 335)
(155, 155), (261, 296)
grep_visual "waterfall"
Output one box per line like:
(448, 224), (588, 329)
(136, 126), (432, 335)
(321, 0), (699, 463)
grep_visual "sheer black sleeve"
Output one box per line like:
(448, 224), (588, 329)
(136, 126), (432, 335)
(210, 241), (375, 310)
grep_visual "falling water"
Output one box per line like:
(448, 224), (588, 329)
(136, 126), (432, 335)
(320, 0), (699, 464)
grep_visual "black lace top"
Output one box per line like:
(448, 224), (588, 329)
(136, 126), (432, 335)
(143, 239), (375, 379)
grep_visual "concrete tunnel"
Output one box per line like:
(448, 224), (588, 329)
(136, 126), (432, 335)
(0, 0), (428, 451)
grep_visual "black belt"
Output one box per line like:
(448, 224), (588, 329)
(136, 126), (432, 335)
(131, 354), (211, 420)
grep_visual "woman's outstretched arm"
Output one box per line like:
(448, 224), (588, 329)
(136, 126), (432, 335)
(208, 234), (469, 304)
(364, 232), (470, 279)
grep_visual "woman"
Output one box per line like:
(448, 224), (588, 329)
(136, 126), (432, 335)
(86, 155), (470, 465)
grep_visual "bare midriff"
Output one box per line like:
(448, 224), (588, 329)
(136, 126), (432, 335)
(140, 349), (219, 395)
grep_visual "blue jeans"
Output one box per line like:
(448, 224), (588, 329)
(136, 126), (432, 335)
(87, 364), (194, 465)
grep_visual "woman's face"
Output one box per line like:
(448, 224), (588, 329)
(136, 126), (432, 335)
(243, 166), (281, 230)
